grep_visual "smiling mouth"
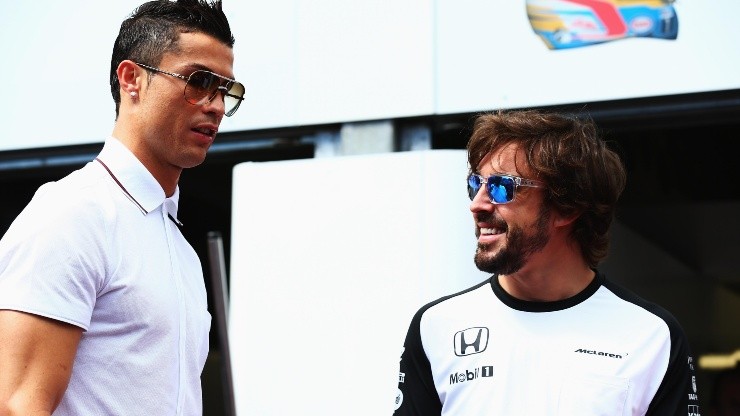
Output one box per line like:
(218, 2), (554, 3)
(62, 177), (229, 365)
(480, 227), (505, 236)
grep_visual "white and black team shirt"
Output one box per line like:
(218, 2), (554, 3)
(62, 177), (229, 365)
(394, 272), (701, 415)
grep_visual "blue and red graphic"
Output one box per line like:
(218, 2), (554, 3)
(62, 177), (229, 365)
(526, 0), (679, 50)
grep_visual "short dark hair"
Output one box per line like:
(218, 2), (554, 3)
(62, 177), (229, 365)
(110, 0), (234, 118)
(467, 109), (626, 268)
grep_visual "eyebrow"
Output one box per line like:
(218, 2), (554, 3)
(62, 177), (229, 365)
(181, 63), (236, 80)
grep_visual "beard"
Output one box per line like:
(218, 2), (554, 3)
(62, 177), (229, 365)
(474, 206), (551, 275)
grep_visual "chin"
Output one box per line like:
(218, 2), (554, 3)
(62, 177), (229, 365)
(182, 150), (209, 168)
(474, 245), (524, 275)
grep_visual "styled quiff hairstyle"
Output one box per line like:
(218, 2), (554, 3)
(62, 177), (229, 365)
(467, 109), (626, 268)
(110, 0), (234, 118)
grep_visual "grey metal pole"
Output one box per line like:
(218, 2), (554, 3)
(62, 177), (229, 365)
(207, 231), (237, 416)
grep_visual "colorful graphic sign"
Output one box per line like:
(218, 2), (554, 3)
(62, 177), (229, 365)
(527, 0), (678, 49)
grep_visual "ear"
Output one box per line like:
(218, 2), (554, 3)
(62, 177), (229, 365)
(117, 60), (142, 97)
(554, 210), (581, 229)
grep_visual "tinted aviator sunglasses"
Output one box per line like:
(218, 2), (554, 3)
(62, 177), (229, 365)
(467, 173), (544, 204)
(135, 62), (245, 117)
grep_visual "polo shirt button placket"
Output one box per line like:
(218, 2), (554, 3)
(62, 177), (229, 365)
(162, 199), (187, 415)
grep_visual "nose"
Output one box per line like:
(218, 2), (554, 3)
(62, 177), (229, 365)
(202, 88), (226, 117)
(470, 185), (494, 215)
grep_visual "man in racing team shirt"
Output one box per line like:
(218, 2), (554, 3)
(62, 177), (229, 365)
(394, 109), (701, 415)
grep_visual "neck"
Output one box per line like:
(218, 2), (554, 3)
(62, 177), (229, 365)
(112, 124), (181, 197)
(498, 239), (595, 302)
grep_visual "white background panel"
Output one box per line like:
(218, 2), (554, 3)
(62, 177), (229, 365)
(2, 0), (738, 151)
(0, 0), (433, 151)
(435, 0), (740, 114)
(229, 150), (488, 415)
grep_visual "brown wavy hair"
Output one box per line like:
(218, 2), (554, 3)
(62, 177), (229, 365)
(467, 109), (626, 267)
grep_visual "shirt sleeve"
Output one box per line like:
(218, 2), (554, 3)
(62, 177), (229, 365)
(0, 183), (107, 330)
(645, 312), (702, 415)
(393, 308), (442, 416)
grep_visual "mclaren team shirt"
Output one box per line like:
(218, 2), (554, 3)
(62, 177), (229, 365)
(394, 272), (701, 415)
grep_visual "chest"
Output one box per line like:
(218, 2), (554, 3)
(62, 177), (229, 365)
(88, 213), (209, 338)
(421, 294), (668, 415)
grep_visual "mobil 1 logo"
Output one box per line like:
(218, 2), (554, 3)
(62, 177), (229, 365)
(449, 365), (494, 385)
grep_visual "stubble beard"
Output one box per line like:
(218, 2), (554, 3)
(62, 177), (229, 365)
(474, 207), (552, 275)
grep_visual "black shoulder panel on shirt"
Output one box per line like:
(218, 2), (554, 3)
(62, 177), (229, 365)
(393, 276), (492, 416)
(416, 276), (494, 318)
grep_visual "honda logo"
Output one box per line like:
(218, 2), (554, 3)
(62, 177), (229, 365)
(454, 327), (489, 356)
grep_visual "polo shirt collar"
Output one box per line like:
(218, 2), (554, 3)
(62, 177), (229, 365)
(97, 137), (180, 218)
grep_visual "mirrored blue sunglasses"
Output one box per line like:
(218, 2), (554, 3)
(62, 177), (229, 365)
(467, 173), (544, 204)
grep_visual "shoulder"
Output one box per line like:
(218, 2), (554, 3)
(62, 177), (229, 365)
(599, 279), (702, 412)
(1, 162), (119, 254)
(409, 277), (493, 328)
(600, 278), (687, 339)
(25, 162), (117, 225)
(0, 164), (118, 329)
(399, 277), (493, 361)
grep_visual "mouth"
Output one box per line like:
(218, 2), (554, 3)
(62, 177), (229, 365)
(480, 227), (505, 236)
(192, 127), (217, 137)
(476, 215), (508, 241)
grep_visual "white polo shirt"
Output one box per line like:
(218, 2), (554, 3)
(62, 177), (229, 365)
(0, 137), (211, 415)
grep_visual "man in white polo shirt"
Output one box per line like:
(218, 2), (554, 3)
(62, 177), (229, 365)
(0, 1), (244, 414)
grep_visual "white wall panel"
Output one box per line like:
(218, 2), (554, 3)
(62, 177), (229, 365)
(435, 0), (740, 114)
(2, 0), (739, 151)
(229, 150), (488, 415)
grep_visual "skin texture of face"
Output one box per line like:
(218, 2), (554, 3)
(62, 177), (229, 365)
(470, 143), (551, 275)
(120, 31), (235, 195)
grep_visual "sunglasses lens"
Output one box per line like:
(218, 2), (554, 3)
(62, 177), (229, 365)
(488, 176), (515, 204)
(467, 174), (482, 200)
(224, 82), (245, 117)
(185, 71), (220, 105)
(185, 71), (244, 116)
